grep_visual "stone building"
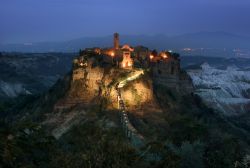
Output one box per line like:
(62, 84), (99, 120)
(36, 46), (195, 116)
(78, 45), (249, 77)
(100, 33), (134, 69)
(149, 51), (180, 75)
(119, 44), (134, 69)
(79, 32), (181, 75)
(69, 32), (193, 96)
(134, 46), (149, 60)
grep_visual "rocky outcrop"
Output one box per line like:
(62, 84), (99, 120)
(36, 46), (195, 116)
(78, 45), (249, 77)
(121, 76), (162, 115)
(151, 58), (194, 94)
(153, 72), (194, 94)
(54, 58), (104, 110)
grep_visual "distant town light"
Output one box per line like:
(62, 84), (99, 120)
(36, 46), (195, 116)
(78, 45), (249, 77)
(80, 62), (84, 66)
(150, 55), (154, 60)
(123, 63), (126, 67)
(128, 62), (132, 66)
(168, 50), (173, 53)
(111, 52), (115, 57)
(183, 48), (192, 51)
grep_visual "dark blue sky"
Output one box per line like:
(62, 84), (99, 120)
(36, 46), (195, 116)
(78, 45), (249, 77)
(1, 0), (250, 43)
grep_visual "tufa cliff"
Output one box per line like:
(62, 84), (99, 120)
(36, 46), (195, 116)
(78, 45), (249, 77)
(53, 51), (193, 114)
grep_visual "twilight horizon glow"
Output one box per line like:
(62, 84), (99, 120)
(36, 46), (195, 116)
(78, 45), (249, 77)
(0, 0), (250, 43)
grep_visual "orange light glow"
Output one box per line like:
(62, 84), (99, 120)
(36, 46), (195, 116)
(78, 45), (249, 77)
(150, 55), (154, 60)
(162, 54), (168, 59)
(123, 63), (126, 67)
(128, 62), (132, 66)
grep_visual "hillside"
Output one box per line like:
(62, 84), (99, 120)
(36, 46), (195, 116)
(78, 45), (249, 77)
(1, 51), (250, 168)
(187, 63), (250, 115)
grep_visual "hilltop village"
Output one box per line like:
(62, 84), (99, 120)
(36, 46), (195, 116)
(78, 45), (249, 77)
(73, 33), (189, 85)
(74, 33), (180, 71)
(12, 33), (246, 168)
(54, 33), (193, 114)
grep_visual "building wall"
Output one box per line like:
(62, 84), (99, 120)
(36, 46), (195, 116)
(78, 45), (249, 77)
(120, 51), (133, 69)
(152, 59), (180, 76)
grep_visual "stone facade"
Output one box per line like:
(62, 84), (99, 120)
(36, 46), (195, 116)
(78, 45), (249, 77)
(120, 45), (134, 69)
(151, 56), (180, 76)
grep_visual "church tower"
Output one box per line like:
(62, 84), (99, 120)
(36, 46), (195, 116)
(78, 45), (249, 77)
(114, 33), (119, 49)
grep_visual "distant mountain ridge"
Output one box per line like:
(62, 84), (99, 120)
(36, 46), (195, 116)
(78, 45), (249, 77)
(1, 32), (250, 56)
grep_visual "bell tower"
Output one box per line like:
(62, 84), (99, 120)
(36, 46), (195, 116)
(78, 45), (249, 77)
(114, 33), (119, 50)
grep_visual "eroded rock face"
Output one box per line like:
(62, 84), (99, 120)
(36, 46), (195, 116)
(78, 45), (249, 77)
(121, 76), (162, 115)
(55, 52), (195, 116)
(69, 65), (104, 104)
(152, 61), (194, 94)
(54, 59), (104, 110)
(188, 63), (250, 115)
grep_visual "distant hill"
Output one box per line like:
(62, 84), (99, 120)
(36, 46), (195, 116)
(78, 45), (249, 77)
(1, 32), (250, 57)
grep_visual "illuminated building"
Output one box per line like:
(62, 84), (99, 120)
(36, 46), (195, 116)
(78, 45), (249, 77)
(79, 32), (181, 74)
